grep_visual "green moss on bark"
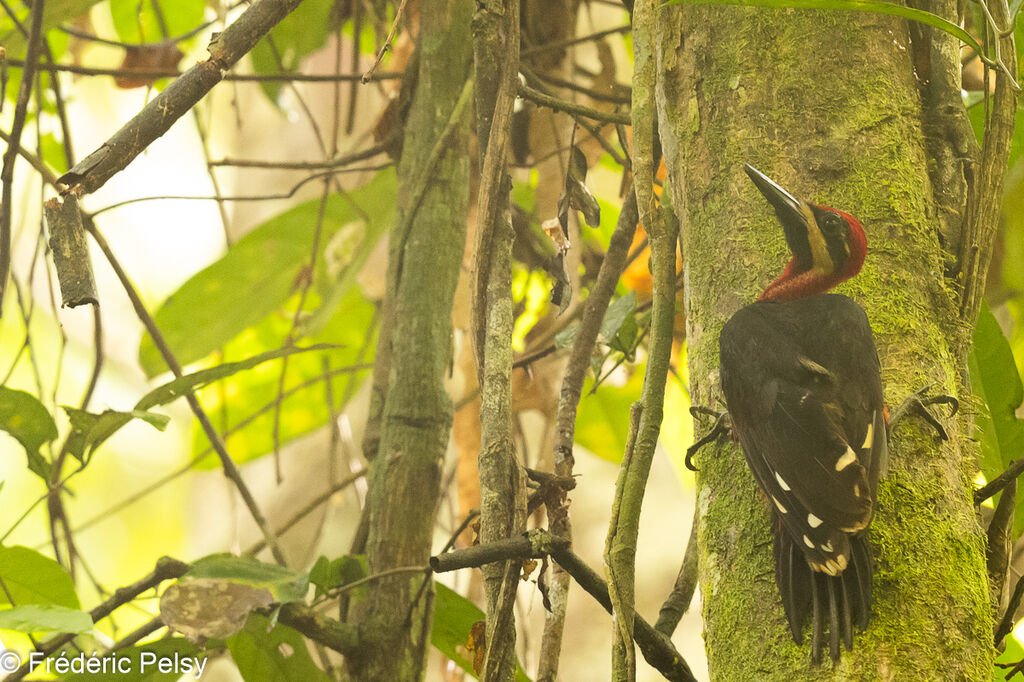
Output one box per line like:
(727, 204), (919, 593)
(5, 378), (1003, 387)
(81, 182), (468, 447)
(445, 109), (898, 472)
(657, 5), (992, 679)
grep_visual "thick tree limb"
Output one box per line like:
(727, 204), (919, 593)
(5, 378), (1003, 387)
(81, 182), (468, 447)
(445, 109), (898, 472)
(471, 1), (526, 680)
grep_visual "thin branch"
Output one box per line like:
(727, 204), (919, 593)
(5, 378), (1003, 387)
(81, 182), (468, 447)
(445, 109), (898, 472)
(996, 573), (1024, 646)
(976, 457), (1024, 505)
(82, 219), (289, 566)
(88, 164), (392, 216)
(520, 25), (631, 58)
(0, 0), (44, 315)
(430, 530), (568, 572)
(361, 0), (409, 83)
(58, 0), (325, 195)
(244, 468), (367, 556)
(472, 1), (524, 678)
(605, 1), (672, 673)
(430, 530), (696, 682)
(6, 557), (188, 681)
(519, 82), (631, 125)
(208, 138), (393, 169)
(6, 57), (401, 82)
(958, 0), (1018, 326)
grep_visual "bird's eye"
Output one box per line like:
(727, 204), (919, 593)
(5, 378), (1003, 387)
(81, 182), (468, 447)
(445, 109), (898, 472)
(821, 212), (847, 237)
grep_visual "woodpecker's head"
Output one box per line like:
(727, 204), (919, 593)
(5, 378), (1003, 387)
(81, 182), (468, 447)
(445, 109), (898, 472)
(744, 164), (867, 302)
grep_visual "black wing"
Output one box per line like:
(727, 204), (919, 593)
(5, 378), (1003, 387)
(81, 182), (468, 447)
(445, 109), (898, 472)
(719, 294), (885, 659)
(720, 294), (884, 571)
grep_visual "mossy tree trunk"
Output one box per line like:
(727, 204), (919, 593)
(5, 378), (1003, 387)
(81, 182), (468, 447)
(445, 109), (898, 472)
(347, 1), (473, 679)
(656, 5), (993, 679)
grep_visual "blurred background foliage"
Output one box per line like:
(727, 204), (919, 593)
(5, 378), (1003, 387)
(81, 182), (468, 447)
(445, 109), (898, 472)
(0, 0), (1023, 680)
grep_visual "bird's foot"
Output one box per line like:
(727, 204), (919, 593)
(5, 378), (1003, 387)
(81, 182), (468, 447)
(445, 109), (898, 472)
(685, 406), (732, 471)
(887, 384), (959, 441)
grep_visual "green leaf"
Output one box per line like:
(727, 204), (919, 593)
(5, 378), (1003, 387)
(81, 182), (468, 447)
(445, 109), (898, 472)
(64, 638), (205, 681)
(575, 366), (646, 463)
(0, 604), (92, 634)
(968, 304), (1024, 534)
(186, 554), (308, 603)
(190, 291), (374, 466)
(139, 169), (396, 377)
(667, 0), (984, 57)
(138, 345), (338, 413)
(968, 305), (1024, 480)
(248, 0), (335, 102)
(302, 174), (399, 336)
(0, 387), (58, 479)
(0, 0), (105, 57)
(432, 583), (530, 682)
(62, 345), (333, 463)
(63, 408), (169, 463)
(555, 291), (638, 349)
(109, 0), (204, 43)
(0, 546), (80, 609)
(228, 614), (330, 682)
(309, 555), (366, 600)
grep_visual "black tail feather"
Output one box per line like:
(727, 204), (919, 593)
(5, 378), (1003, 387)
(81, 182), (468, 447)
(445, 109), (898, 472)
(774, 527), (873, 663)
(810, 571), (823, 664)
(826, 576), (840, 661)
(839, 573), (853, 651)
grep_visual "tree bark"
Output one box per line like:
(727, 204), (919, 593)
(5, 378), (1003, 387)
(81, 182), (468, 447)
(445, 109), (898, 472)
(657, 5), (992, 679)
(348, 1), (473, 679)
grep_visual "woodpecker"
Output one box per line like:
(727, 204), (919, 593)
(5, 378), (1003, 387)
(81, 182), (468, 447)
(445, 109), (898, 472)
(718, 165), (887, 663)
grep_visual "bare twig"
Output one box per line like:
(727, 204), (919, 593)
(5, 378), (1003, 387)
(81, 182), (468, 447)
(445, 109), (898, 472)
(6, 57), (401, 82)
(977, 457), (1024, 505)
(58, 0), (321, 195)
(430, 530), (568, 572)
(208, 138), (393, 169)
(605, 0), (674, 675)
(0, 0), (45, 315)
(958, 0), (1018, 326)
(996, 574), (1024, 646)
(520, 25), (631, 58)
(361, 0), (409, 83)
(6, 557), (189, 681)
(519, 82), (631, 125)
(82, 219), (289, 566)
(471, 0), (525, 678)
(244, 468), (367, 556)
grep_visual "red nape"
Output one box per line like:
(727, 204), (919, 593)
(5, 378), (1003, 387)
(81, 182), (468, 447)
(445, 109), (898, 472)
(758, 206), (868, 302)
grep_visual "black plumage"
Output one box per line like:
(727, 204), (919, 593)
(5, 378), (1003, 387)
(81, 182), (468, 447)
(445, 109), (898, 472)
(714, 165), (886, 663)
(721, 295), (886, 662)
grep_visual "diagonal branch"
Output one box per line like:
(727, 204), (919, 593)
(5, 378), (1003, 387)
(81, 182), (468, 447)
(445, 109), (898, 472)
(57, 0), (310, 195)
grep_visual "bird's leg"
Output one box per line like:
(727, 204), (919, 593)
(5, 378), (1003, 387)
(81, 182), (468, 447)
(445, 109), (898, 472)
(685, 405), (732, 471)
(887, 384), (959, 441)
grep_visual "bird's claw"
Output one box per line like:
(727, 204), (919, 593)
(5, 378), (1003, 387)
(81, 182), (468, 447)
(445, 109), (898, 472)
(888, 384), (959, 441)
(685, 407), (732, 471)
